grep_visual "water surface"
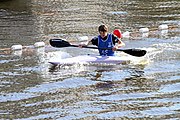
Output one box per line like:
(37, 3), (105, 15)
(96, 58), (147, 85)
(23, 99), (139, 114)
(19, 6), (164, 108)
(0, 0), (180, 119)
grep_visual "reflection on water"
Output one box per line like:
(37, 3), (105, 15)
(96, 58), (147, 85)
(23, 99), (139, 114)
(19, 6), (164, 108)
(0, 0), (31, 11)
(0, 0), (180, 119)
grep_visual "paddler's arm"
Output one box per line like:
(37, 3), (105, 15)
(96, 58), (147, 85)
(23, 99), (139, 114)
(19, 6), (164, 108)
(78, 40), (91, 48)
(117, 39), (125, 48)
(112, 34), (125, 51)
(79, 37), (97, 48)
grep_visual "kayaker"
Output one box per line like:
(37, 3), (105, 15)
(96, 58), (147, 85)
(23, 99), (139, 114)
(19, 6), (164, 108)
(79, 24), (125, 56)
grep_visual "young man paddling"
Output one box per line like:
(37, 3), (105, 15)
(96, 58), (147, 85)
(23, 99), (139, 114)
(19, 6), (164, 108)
(79, 24), (125, 56)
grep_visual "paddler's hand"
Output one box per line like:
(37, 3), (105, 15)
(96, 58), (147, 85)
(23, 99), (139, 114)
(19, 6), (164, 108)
(113, 40), (125, 51)
(112, 46), (118, 51)
(79, 41), (90, 48)
(78, 43), (87, 48)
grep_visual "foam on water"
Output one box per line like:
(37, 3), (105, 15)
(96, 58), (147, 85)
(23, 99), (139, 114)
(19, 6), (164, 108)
(47, 51), (72, 62)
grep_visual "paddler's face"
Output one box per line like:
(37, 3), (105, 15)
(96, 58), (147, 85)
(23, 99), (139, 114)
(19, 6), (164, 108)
(99, 31), (108, 38)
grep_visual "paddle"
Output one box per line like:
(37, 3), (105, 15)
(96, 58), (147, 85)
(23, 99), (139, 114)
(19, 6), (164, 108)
(49, 39), (147, 57)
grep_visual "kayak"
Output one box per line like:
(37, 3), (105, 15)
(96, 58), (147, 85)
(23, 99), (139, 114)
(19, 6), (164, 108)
(49, 55), (131, 65)
(48, 39), (147, 66)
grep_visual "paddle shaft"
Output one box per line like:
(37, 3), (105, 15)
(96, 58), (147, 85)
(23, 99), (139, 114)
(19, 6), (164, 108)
(69, 44), (129, 52)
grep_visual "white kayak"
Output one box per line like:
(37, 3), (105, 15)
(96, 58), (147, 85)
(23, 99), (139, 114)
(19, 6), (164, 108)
(49, 55), (131, 65)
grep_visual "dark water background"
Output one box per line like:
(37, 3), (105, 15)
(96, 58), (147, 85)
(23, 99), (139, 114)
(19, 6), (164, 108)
(0, 0), (180, 119)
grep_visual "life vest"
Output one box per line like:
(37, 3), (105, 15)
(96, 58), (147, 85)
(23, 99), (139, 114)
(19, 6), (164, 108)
(98, 33), (115, 56)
